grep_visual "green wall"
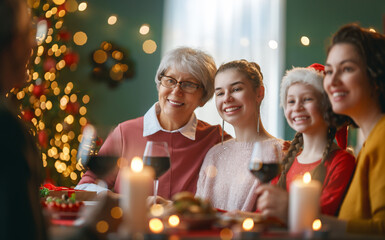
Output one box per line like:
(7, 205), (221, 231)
(66, 0), (164, 137)
(65, 0), (385, 140)
(283, 0), (385, 140)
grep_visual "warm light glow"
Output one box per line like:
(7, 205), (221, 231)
(143, 39), (157, 54)
(111, 207), (123, 219)
(55, 21), (63, 29)
(139, 24), (150, 35)
(82, 95), (90, 104)
(149, 218), (164, 233)
(150, 204), (164, 217)
(303, 172), (311, 184)
(131, 157), (143, 172)
(65, 0), (78, 12)
(168, 215), (180, 227)
(78, 2), (87, 11)
(73, 31), (88, 46)
(112, 51), (123, 60)
(108, 15), (117, 25)
(93, 50), (108, 64)
(56, 123), (63, 132)
(269, 40), (278, 49)
(96, 220), (109, 233)
(219, 228), (233, 240)
(301, 36), (310, 46)
(242, 218), (254, 231)
(53, 0), (65, 5)
(369, 28), (376, 33)
(312, 219), (322, 231)
(79, 117), (87, 126)
(79, 106), (87, 115)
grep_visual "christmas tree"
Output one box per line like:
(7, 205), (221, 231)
(9, 0), (89, 187)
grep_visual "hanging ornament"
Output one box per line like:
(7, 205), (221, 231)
(96, 136), (103, 147)
(22, 109), (35, 122)
(90, 41), (135, 88)
(63, 51), (79, 66)
(65, 101), (80, 115)
(32, 84), (46, 98)
(38, 130), (48, 148)
(43, 57), (57, 72)
(59, 30), (71, 41)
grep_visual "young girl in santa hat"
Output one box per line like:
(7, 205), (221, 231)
(254, 64), (356, 224)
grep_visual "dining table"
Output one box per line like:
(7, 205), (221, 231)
(47, 194), (385, 240)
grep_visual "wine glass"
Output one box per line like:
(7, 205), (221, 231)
(249, 141), (282, 183)
(143, 141), (171, 204)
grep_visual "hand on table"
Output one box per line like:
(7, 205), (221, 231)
(256, 184), (288, 224)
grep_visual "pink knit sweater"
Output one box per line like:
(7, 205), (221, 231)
(78, 116), (230, 199)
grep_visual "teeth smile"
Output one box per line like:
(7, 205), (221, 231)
(332, 92), (347, 97)
(294, 117), (308, 121)
(224, 107), (240, 112)
(169, 100), (183, 106)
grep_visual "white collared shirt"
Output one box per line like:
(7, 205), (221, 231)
(143, 102), (198, 140)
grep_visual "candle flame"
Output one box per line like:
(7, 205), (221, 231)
(168, 215), (180, 227)
(242, 218), (254, 231)
(149, 204), (164, 217)
(131, 157), (143, 172)
(149, 218), (164, 233)
(312, 219), (322, 231)
(303, 172), (311, 184)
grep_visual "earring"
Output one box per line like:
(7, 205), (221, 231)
(221, 119), (225, 145)
(257, 113), (260, 135)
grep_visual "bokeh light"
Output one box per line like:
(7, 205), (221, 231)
(269, 40), (278, 49)
(143, 40), (157, 54)
(108, 15), (117, 25)
(73, 31), (88, 46)
(301, 36), (310, 46)
(149, 218), (164, 233)
(139, 24), (150, 35)
(78, 2), (87, 11)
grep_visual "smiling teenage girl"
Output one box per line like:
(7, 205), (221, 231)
(195, 59), (283, 211)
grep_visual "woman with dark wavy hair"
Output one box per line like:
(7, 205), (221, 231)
(0, 0), (47, 239)
(322, 23), (385, 235)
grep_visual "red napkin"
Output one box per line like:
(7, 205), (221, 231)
(41, 183), (86, 197)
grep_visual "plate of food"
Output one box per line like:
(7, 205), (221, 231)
(41, 194), (85, 220)
(163, 192), (218, 230)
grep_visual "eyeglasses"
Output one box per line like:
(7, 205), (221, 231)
(160, 75), (202, 93)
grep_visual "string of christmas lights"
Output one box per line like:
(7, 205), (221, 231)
(9, 0), (89, 186)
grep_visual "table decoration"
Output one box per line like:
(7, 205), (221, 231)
(119, 157), (155, 237)
(289, 172), (321, 234)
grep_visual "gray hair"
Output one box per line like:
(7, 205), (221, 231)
(155, 47), (217, 105)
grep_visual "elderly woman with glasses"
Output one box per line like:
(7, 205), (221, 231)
(76, 47), (231, 199)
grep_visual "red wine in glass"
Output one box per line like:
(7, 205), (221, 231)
(143, 156), (170, 180)
(143, 141), (170, 204)
(249, 162), (281, 183)
(249, 141), (282, 183)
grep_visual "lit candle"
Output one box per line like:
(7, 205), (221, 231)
(240, 218), (260, 240)
(289, 172), (321, 234)
(119, 157), (154, 236)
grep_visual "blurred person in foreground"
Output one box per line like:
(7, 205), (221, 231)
(76, 47), (231, 199)
(0, 0), (47, 239)
(321, 23), (385, 235)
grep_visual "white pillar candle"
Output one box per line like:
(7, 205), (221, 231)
(120, 157), (154, 235)
(289, 172), (321, 234)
